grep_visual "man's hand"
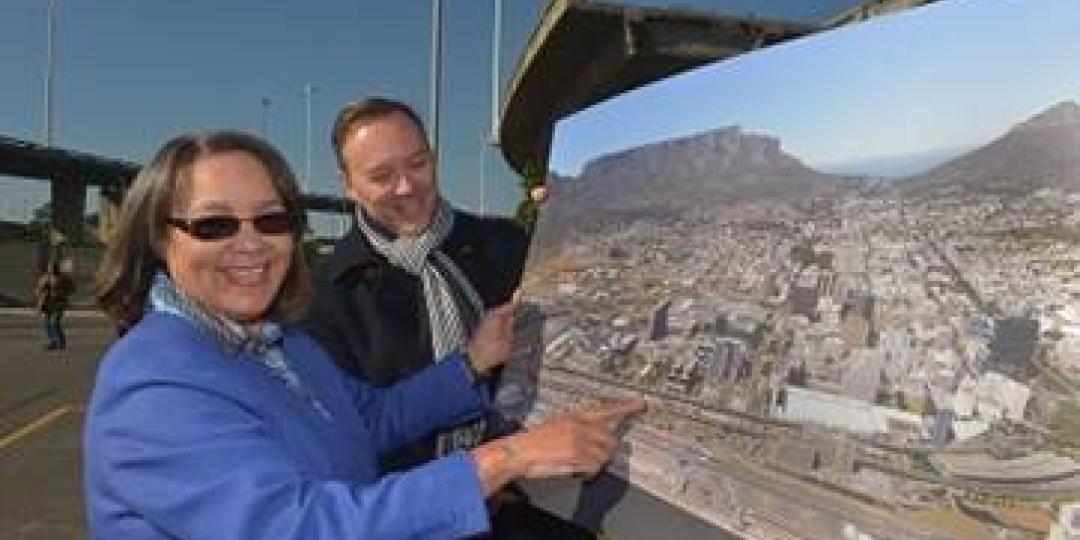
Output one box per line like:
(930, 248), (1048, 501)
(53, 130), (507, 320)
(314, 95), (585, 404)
(465, 291), (522, 375)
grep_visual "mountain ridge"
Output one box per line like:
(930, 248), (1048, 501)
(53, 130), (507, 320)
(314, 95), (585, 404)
(907, 100), (1080, 195)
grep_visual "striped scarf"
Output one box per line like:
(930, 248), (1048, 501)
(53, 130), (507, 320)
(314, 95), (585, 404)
(356, 200), (488, 455)
(147, 272), (330, 419)
(356, 199), (485, 359)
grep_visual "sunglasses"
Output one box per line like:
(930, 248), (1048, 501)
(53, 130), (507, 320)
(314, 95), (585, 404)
(165, 211), (296, 241)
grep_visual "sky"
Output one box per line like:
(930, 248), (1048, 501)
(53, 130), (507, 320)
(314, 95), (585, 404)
(550, 0), (1080, 178)
(0, 0), (547, 232)
(1, 0), (1077, 234)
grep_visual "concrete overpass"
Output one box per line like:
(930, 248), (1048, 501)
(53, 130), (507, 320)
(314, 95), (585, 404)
(0, 135), (350, 242)
(0, 135), (137, 242)
(498, 0), (943, 177)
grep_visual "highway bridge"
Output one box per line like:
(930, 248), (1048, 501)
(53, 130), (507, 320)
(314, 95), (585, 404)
(0, 135), (350, 242)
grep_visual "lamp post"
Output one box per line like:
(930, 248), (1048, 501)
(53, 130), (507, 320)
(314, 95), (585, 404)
(44, 0), (57, 146)
(479, 132), (487, 215)
(429, 0), (442, 155)
(477, 0), (503, 216)
(302, 84), (317, 194)
(489, 0), (501, 144)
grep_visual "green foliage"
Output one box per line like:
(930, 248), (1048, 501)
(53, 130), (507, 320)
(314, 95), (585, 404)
(519, 160), (544, 190)
(513, 158), (546, 231)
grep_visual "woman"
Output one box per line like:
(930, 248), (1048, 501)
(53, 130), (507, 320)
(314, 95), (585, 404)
(35, 257), (75, 350)
(84, 130), (643, 540)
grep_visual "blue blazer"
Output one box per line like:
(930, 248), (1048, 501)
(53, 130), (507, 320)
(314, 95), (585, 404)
(84, 312), (491, 539)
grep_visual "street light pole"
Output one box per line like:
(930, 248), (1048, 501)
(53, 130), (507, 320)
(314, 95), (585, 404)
(429, 0), (442, 154)
(44, 0), (57, 146)
(473, 0), (504, 216)
(479, 132), (487, 215)
(302, 84), (316, 194)
(489, 0), (501, 144)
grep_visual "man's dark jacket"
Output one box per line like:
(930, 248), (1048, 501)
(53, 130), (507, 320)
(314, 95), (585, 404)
(305, 210), (599, 539)
(303, 210), (529, 468)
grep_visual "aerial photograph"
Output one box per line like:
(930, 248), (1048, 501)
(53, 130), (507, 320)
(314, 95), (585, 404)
(517, 0), (1080, 538)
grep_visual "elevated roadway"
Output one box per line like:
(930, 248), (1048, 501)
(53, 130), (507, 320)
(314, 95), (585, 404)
(0, 135), (350, 241)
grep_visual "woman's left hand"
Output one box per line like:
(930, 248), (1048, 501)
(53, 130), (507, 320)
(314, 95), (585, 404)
(465, 291), (521, 376)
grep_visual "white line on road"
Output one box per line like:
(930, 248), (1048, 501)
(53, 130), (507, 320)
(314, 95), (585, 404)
(0, 405), (73, 450)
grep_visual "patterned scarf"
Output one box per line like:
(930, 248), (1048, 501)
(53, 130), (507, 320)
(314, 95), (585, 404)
(147, 273), (330, 418)
(356, 199), (487, 454)
(355, 199), (485, 359)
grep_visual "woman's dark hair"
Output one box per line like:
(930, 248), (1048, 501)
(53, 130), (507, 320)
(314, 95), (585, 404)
(95, 130), (311, 329)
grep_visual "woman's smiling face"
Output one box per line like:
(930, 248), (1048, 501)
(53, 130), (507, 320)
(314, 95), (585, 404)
(161, 150), (294, 325)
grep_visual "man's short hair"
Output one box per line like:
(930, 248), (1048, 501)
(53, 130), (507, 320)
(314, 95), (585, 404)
(331, 97), (428, 172)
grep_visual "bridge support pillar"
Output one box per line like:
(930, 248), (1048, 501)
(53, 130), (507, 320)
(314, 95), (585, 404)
(50, 175), (87, 243)
(97, 182), (124, 243)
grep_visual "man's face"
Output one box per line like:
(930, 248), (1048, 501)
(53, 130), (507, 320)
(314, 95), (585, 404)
(339, 111), (438, 237)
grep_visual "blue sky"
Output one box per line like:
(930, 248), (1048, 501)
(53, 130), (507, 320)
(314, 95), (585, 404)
(551, 0), (1080, 177)
(0, 0), (545, 231)
(1, 0), (1076, 233)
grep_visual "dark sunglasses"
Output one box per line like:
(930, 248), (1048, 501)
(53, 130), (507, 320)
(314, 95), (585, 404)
(165, 211), (296, 241)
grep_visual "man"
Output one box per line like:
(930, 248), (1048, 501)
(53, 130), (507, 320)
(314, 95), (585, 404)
(304, 97), (593, 539)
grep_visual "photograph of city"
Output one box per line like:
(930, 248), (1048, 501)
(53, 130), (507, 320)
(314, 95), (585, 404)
(511, 0), (1080, 538)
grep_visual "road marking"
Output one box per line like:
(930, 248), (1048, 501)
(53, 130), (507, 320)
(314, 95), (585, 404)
(0, 405), (72, 450)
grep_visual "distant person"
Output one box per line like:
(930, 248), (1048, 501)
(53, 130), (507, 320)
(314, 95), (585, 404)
(303, 97), (592, 538)
(84, 130), (644, 540)
(34, 257), (74, 350)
